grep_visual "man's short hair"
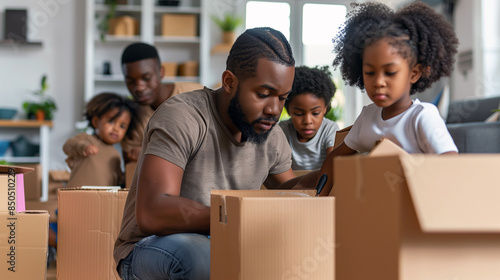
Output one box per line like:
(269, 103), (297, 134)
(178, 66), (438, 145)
(121, 42), (161, 66)
(226, 27), (295, 81)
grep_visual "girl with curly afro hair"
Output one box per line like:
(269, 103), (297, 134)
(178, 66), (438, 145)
(279, 65), (339, 170)
(315, 1), (459, 196)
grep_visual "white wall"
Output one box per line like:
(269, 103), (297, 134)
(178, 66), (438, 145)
(0, 0), (85, 170)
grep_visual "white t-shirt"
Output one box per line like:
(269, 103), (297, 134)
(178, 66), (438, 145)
(279, 118), (339, 170)
(344, 99), (458, 154)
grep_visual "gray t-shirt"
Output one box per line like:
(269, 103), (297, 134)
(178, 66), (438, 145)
(279, 118), (339, 170)
(114, 87), (292, 264)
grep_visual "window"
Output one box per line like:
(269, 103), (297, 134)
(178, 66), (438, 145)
(245, 1), (350, 126)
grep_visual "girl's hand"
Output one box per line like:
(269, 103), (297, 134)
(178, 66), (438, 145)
(83, 144), (99, 156)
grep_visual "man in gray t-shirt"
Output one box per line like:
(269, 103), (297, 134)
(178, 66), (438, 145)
(114, 27), (319, 280)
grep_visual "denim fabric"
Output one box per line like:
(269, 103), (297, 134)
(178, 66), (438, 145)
(119, 233), (210, 280)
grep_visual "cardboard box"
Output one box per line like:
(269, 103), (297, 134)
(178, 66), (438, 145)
(161, 62), (178, 77)
(57, 188), (128, 280)
(333, 125), (351, 148)
(0, 210), (49, 280)
(211, 190), (335, 280)
(108, 16), (138, 36)
(48, 170), (69, 197)
(0, 165), (31, 213)
(125, 162), (136, 189)
(333, 139), (500, 279)
(161, 14), (197, 37)
(178, 61), (199, 77)
(16, 163), (41, 200)
(25, 198), (58, 223)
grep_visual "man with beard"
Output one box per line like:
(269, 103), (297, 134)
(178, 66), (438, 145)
(114, 27), (319, 279)
(120, 42), (203, 163)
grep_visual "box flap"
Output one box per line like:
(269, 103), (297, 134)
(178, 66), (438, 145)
(0, 164), (33, 174)
(368, 138), (409, 157)
(402, 154), (500, 232)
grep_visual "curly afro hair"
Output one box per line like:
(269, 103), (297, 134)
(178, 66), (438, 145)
(332, 1), (459, 95)
(285, 65), (336, 114)
(85, 92), (139, 139)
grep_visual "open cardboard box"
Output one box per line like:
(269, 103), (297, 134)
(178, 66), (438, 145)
(211, 189), (335, 280)
(57, 188), (128, 280)
(332, 138), (500, 279)
(0, 165), (32, 213)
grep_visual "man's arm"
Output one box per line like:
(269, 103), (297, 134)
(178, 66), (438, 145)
(135, 154), (210, 236)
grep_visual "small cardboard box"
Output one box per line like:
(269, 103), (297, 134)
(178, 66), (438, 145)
(211, 190), (335, 280)
(48, 170), (70, 197)
(161, 62), (178, 77)
(333, 139), (500, 279)
(108, 16), (138, 36)
(57, 188), (128, 280)
(0, 210), (49, 280)
(178, 61), (199, 77)
(0, 165), (31, 213)
(161, 14), (197, 37)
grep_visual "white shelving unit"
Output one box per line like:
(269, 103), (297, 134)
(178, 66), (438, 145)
(84, 0), (209, 101)
(0, 120), (52, 202)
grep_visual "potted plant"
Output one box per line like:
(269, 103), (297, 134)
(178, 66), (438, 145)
(211, 13), (243, 45)
(22, 75), (57, 120)
(97, 0), (118, 42)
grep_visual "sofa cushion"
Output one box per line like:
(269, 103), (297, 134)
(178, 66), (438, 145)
(446, 96), (500, 123)
(447, 122), (500, 153)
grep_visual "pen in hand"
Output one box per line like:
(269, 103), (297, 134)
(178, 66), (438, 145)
(315, 173), (328, 197)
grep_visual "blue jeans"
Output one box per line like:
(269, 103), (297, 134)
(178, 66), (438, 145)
(119, 233), (210, 280)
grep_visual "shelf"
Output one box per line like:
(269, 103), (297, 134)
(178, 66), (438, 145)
(0, 40), (43, 47)
(154, 36), (200, 43)
(95, 4), (142, 12)
(154, 6), (201, 14)
(0, 120), (53, 128)
(95, 35), (141, 43)
(0, 156), (40, 163)
(95, 74), (124, 82)
(95, 74), (200, 83)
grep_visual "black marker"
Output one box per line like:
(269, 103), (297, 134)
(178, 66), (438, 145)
(315, 173), (328, 197)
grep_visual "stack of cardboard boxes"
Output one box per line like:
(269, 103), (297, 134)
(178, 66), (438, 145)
(210, 137), (500, 279)
(0, 165), (49, 280)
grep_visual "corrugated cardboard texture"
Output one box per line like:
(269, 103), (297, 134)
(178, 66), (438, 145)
(0, 165), (32, 213)
(57, 189), (128, 280)
(211, 190), (335, 280)
(334, 142), (500, 280)
(16, 163), (41, 200)
(0, 211), (48, 280)
(161, 14), (197, 37)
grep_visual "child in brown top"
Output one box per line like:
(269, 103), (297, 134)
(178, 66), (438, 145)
(63, 93), (138, 188)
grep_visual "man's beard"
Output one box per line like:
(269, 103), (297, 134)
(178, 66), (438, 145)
(227, 89), (278, 144)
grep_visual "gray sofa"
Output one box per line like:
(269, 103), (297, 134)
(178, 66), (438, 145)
(446, 96), (500, 153)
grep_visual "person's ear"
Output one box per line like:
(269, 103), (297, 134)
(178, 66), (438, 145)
(410, 63), (423, 84)
(158, 62), (165, 79)
(221, 70), (238, 94)
(91, 116), (100, 130)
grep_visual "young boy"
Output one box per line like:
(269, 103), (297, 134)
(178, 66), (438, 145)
(279, 65), (339, 170)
